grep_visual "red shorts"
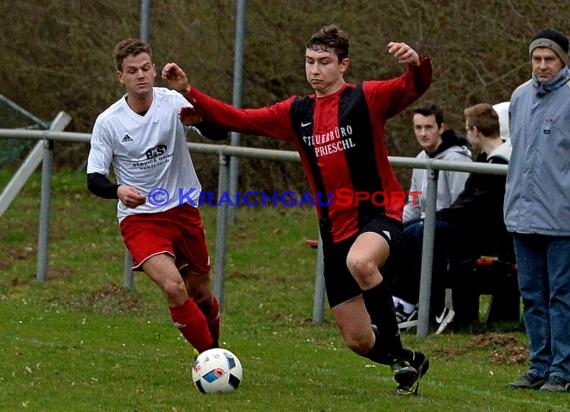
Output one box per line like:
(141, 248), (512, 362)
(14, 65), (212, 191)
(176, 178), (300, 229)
(119, 204), (211, 274)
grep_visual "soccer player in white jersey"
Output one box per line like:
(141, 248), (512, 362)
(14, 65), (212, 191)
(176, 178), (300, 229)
(87, 38), (226, 354)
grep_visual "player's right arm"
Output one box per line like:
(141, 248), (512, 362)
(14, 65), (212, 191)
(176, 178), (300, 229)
(87, 172), (119, 199)
(86, 173), (145, 208)
(188, 88), (296, 140)
(162, 62), (296, 140)
(86, 119), (145, 208)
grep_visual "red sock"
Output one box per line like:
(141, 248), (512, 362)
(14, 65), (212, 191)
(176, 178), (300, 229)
(198, 295), (221, 347)
(169, 298), (213, 353)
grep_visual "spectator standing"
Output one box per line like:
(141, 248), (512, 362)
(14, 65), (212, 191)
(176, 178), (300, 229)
(505, 29), (570, 393)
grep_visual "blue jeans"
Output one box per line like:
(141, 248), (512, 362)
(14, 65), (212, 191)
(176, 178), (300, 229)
(514, 234), (570, 381)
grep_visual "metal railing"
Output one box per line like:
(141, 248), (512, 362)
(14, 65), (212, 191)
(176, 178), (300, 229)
(0, 128), (508, 338)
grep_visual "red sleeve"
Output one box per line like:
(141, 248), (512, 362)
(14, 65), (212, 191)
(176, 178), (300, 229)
(186, 87), (297, 142)
(363, 55), (432, 120)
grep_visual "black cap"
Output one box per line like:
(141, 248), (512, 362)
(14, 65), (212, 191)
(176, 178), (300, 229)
(529, 29), (569, 65)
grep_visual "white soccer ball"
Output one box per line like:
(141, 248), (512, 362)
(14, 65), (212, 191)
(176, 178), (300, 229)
(192, 348), (243, 394)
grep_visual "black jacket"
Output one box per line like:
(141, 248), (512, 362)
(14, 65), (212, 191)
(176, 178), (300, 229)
(436, 142), (513, 260)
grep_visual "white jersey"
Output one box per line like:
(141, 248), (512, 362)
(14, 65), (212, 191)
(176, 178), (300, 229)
(87, 87), (201, 221)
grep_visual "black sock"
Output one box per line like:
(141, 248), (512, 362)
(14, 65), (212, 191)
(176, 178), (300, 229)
(362, 282), (403, 364)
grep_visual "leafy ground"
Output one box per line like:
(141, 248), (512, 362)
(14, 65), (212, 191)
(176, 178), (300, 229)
(0, 169), (568, 412)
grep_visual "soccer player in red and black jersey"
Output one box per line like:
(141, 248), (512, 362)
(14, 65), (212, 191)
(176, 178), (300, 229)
(163, 24), (432, 395)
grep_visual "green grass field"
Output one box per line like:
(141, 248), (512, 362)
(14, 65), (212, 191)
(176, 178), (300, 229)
(0, 169), (567, 411)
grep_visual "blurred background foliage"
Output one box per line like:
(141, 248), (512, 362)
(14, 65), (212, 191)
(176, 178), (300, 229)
(1, 0), (568, 191)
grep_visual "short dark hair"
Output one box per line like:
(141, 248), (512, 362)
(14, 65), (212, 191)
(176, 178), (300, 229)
(413, 102), (444, 127)
(306, 24), (349, 61)
(464, 103), (500, 138)
(113, 38), (152, 71)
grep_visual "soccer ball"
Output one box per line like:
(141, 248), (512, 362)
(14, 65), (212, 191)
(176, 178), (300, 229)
(192, 348), (243, 394)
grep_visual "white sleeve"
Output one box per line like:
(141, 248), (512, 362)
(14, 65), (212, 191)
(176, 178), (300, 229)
(86, 118), (114, 176)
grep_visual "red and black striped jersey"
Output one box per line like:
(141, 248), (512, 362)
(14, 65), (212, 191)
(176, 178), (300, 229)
(188, 56), (432, 242)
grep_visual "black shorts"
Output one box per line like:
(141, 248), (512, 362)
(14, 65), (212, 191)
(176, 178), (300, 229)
(320, 214), (405, 308)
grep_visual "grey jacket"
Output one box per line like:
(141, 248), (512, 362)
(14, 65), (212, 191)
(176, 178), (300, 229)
(403, 140), (472, 223)
(504, 66), (570, 236)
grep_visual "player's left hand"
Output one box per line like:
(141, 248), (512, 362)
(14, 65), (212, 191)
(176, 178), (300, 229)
(387, 42), (420, 66)
(179, 106), (203, 125)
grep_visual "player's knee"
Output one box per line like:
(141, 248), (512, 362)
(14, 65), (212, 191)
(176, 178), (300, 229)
(346, 255), (375, 278)
(161, 277), (187, 301)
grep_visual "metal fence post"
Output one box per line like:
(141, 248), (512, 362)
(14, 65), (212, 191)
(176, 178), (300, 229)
(36, 112), (71, 282)
(36, 139), (53, 283)
(312, 233), (326, 324)
(416, 165), (438, 338)
(227, 0), (247, 223)
(124, 251), (134, 289)
(213, 152), (230, 303)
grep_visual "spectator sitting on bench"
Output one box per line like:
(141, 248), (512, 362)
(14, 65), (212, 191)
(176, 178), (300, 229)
(392, 103), (513, 326)
(402, 102), (472, 224)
